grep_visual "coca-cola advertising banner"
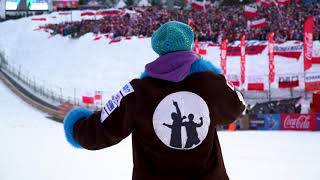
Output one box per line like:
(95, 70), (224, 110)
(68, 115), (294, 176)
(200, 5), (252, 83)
(249, 114), (281, 130)
(303, 16), (314, 71)
(281, 114), (317, 131)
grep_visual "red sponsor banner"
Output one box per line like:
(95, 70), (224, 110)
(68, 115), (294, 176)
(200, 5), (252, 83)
(82, 96), (94, 104)
(244, 5), (257, 18)
(227, 43), (266, 56)
(240, 35), (246, 85)
(305, 73), (320, 91)
(248, 18), (267, 29)
(31, 18), (46, 21)
(281, 114), (317, 131)
(98, 10), (126, 16)
(247, 83), (264, 91)
(313, 57), (320, 64)
(304, 16), (314, 71)
(278, 75), (299, 88)
(81, 11), (95, 16)
(220, 39), (228, 75)
(268, 33), (275, 83)
(274, 44), (303, 59)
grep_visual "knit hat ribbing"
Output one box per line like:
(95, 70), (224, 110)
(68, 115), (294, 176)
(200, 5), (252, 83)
(151, 21), (194, 56)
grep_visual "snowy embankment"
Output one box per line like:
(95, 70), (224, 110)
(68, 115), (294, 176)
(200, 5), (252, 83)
(0, 11), (320, 107)
(1, 81), (320, 180)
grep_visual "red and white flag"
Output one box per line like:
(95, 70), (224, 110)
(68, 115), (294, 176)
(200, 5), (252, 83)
(244, 5), (257, 18)
(256, 0), (272, 7)
(240, 35), (246, 85)
(275, 0), (290, 6)
(94, 91), (103, 100)
(220, 39), (228, 75)
(82, 92), (94, 104)
(268, 32), (275, 83)
(248, 18), (267, 29)
(191, 0), (206, 11)
(303, 16), (314, 71)
(247, 76), (265, 91)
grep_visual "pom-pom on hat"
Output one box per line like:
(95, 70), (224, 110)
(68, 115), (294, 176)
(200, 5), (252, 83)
(151, 21), (194, 56)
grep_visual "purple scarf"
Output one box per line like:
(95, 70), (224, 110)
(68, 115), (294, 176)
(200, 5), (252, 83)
(145, 51), (199, 82)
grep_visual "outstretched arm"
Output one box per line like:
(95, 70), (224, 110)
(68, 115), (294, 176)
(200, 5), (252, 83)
(173, 101), (182, 116)
(163, 123), (172, 129)
(197, 117), (203, 127)
(64, 81), (137, 150)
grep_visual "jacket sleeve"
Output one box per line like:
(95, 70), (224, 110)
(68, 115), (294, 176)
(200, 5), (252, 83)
(212, 75), (246, 125)
(63, 80), (137, 150)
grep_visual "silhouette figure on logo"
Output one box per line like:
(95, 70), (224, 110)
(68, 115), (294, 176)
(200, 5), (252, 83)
(182, 114), (203, 148)
(163, 101), (186, 148)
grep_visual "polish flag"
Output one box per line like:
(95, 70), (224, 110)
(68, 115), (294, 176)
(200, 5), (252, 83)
(191, 0), (206, 11)
(94, 91), (102, 100)
(244, 5), (257, 18)
(82, 93), (94, 104)
(248, 18), (267, 29)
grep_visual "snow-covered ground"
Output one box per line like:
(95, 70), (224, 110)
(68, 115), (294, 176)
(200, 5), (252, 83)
(1, 81), (320, 180)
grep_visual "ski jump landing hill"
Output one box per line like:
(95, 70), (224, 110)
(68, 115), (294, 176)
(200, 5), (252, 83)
(1, 11), (320, 122)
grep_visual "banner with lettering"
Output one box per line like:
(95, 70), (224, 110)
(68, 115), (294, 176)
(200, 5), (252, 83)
(278, 75), (299, 88)
(240, 35), (246, 85)
(305, 72), (320, 91)
(268, 33), (275, 83)
(226, 41), (266, 56)
(274, 43), (303, 59)
(220, 39), (228, 75)
(249, 114), (281, 130)
(281, 114), (317, 131)
(303, 16), (314, 71)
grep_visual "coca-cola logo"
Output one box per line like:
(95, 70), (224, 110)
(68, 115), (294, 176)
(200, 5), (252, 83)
(304, 32), (313, 60)
(284, 115), (311, 129)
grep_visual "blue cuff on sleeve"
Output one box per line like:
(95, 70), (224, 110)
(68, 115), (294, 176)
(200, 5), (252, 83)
(63, 108), (93, 148)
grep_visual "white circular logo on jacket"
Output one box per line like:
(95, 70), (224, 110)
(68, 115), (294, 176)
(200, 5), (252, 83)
(153, 91), (210, 150)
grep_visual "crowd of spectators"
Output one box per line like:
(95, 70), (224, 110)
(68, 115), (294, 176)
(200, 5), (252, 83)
(45, 2), (320, 42)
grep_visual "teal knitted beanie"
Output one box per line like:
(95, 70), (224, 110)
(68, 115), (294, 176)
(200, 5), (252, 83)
(151, 21), (194, 55)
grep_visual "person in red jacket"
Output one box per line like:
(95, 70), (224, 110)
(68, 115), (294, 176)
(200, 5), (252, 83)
(62, 21), (246, 180)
